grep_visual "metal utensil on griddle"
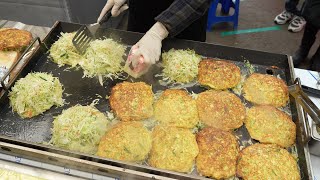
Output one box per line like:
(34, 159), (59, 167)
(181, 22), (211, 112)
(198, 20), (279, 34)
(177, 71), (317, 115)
(72, 6), (124, 54)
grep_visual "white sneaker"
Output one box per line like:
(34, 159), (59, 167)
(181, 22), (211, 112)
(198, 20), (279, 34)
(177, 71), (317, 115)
(274, 11), (294, 24)
(288, 16), (306, 32)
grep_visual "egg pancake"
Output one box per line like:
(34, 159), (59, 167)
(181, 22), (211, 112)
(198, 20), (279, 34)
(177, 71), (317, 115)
(245, 105), (296, 148)
(198, 59), (241, 90)
(154, 89), (199, 128)
(237, 143), (300, 180)
(148, 126), (199, 173)
(196, 128), (239, 179)
(196, 90), (245, 130)
(0, 28), (32, 51)
(109, 82), (154, 121)
(97, 121), (152, 162)
(243, 73), (289, 107)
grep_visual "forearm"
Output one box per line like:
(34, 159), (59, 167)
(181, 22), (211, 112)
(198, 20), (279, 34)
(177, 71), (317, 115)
(155, 0), (211, 36)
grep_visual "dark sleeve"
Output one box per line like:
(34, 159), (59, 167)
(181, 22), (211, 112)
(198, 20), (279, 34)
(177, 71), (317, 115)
(155, 0), (211, 37)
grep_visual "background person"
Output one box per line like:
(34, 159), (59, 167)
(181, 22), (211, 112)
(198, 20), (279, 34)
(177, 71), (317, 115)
(293, 0), (320, 71)
(98, 0), (210, 73)
(274, 0), (306, 32)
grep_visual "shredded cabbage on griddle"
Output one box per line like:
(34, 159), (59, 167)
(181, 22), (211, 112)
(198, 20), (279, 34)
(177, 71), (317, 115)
(161, 49), (201, 83)
(49, 32), (83, 67)
(9, 72), (64, 118)
(80, 39), (126, 78)
(50, 105), (109, 154)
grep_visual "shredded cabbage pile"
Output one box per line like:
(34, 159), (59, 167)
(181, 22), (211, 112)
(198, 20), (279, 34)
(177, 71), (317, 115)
(49, 32), (83, 67)
(162, 49), (201, 83)
(9, 72), (64, 119)
(244, 60), (255, 74)
(50, 105), (109, 154)
(80, 39), (126, 78)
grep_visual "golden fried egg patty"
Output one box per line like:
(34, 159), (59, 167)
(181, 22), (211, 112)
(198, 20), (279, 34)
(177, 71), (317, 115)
(97, 121), (152, 162)
(243, 73), (289, 107)
(196, 90), (245, 130)
(245, 105), (296, 148)
(110, 82), (154, 121)
(198, 59), (241, 90)
(154, 89), (199, 128)
(0, 28), (32, 51)
(237, 144), (300, 180)
(196, 128), (239, 179)
(148, 126), (199, 173)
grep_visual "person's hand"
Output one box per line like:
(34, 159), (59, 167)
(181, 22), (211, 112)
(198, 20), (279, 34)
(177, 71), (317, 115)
(127, 22), (169, 72)
(97, 0), (128, 22)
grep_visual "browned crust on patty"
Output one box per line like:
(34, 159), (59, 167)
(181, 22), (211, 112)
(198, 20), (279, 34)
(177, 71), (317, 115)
(198, 59), (241, 90)
(196, 128), (239, 179)
(196, 90), (245, 130)
(154, 89), (199, 128)
(0, 28), (33, 51)
(109, 82), (154, 121)
(148, 125), (199, 173)
(97, 121), (152, 162)
(243, 73), (289, 107)
(245, 105), (296, 148)
(237, 144), (300, 180)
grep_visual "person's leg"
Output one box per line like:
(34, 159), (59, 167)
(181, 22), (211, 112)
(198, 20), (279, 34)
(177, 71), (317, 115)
(288, 15), (306, 32)
(311, 43), (320, 71)
(274, 0), (297, 25)
(292, 22), (318, 66)
(307, 0), (320, 71)
(287, 0), (306, 32)
(285, 0), (301, 15)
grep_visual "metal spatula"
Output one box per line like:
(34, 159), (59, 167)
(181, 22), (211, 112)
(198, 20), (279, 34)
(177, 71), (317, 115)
(72, 9), (113, 54)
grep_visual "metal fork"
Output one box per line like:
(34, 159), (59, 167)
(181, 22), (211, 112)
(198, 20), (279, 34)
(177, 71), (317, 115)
(72, 9), (113, 54)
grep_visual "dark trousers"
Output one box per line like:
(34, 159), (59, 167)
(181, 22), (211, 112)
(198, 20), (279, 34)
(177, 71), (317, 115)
(302, 0), (320, 28)
(127, 0), (207, 42)
(285, 0), (302, 16)
(298, 0), (320, 70)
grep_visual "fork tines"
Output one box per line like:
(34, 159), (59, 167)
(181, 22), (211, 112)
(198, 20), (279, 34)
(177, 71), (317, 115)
(72, 25), (93, 54)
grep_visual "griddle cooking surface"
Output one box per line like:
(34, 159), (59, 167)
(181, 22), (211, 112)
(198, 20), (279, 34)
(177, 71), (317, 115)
(0, 22), (311, 180)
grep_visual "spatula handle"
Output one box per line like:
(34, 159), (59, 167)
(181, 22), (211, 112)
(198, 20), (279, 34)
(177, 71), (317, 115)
(98, 2), (128, 25)
(98, 9), (112, 25)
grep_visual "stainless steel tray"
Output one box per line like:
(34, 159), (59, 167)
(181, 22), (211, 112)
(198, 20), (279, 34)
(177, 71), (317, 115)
(0, 21), (313, 179)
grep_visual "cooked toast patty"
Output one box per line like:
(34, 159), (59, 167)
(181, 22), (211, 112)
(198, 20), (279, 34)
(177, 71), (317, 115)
(198, 59), (241, 90)
(110, 82), (154, 121)
(0, 28), (32, 51)
(196, 128), (239, 179)
(196, 90), (245, 130)
(97, 121), (152, 162)
(148, 126), (199, 173)
(154, 89), (199, 128)
(245, 105), (296, 148)
(237, 144), (300, 180)
(243, 73), (289, 107)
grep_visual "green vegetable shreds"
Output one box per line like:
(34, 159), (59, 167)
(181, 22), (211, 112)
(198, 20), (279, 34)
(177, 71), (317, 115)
(80, 39), (126, 78)
(162, 49), (201, 83)
(50, 105), (109, 154)
(9, 72), (64, 119)
(49, 32), (83, 67)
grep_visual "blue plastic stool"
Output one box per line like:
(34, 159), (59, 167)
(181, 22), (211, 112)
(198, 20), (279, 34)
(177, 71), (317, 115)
(207, 0), (240, 31)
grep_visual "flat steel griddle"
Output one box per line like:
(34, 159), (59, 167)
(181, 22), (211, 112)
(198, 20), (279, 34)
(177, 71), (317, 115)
(0, 21), (313, 179)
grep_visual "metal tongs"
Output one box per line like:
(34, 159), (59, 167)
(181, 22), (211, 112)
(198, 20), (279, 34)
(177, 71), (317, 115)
(289, 78), (320, 128)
